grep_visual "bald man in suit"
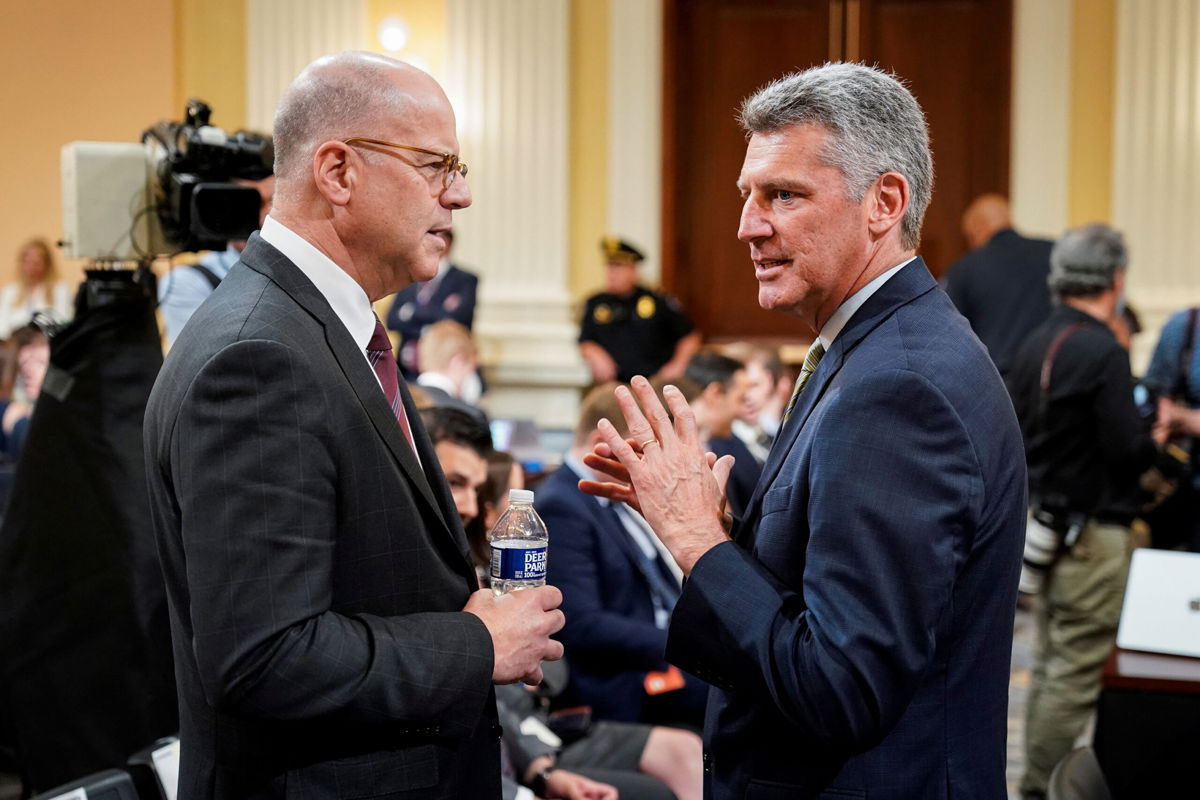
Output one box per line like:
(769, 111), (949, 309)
(144, 51), (563, 799)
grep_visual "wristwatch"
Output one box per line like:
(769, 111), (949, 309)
(529, 763), (556, 796)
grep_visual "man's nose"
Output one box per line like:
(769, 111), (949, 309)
(462, 492), (478, 523)
(442, 175), (472, 210)
(738, 199), (770, 242)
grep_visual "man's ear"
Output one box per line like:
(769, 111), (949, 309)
(865, 171), (909, 240)
(700, 381), (723, 407)
(312, 141), (355, 207)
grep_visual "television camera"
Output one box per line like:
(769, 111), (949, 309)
(61, 99), (272, 261)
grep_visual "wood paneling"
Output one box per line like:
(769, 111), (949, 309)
(856, 0), (1011, 276)
(663, 0), (1011, 340)
(664, 0), (832, 340)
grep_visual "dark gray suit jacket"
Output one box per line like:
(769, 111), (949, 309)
(144, 235), (501, 799)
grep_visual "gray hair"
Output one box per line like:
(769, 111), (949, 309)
(738, 62), (933, 250)
(273, 51), (416, 188)
(1048, 223), (1128, 298)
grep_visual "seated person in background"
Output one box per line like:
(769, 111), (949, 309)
(540, 383), (708, 730)
(0, 238), (73, 337)
(0, 324), (50, 458)
(465, 449), (526, 585)
(579, 237), (700, 384)
(717, 342), (786, 464)
(158, 166), (275, 345)
(387, 228), (478, 381)
(683, 352), (758, 517)
(416, 319), (487, 421)
(426, 407), (700, 800)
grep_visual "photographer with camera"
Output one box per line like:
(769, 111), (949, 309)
(1142, 305), (1200, 551)
(1006, 223), (1157, 800)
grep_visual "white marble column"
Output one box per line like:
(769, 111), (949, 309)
(443, 0), (587, 429)
(245, 0), (368, 130)
(1113, 0), (1200, 369)
(608, 0), (664, 283)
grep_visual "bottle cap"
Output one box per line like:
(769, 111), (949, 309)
(509, 489), (534, 504)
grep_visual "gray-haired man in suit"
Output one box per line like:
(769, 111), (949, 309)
(144, 51), (563, 799)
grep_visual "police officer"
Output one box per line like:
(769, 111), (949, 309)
(578, 237), (700, 384)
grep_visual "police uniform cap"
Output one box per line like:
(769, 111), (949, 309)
(601, 236), (644, 264)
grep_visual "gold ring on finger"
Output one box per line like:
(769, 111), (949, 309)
(640, 439), (658, 449)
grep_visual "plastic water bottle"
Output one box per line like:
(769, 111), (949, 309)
(488, 489), (548, 595)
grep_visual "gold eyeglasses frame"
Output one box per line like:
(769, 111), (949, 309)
(342, 137), (468, 189)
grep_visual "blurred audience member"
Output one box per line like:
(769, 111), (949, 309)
(684, 352), (758, 516)
(387, 228), (478, 380)
(1143, 305), (1200, 551)
(416, 319), (486, 421)
(466, 450), (525, 585)
(720, 342), (787, 463)
(0, 238), (73, 337)
(1006, 224), (1156, 800)
(944, 194), (1054, 377)
(0, 324), (49, 459)
(579, 238), (700, 384)
(426, 407), (697, 800)
(420, 405), (492, 537)
(157, 171), (275, 345)
(541, 383), (707, 729)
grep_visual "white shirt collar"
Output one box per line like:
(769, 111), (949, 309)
(416, 371), (458, 396)
(816, 256), (915, 349)
(259, 215), (377, 352)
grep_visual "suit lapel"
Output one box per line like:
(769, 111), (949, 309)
(402, 378), (479, 584)
(238, 236), (456, 543)
(736, 259), (938, 544)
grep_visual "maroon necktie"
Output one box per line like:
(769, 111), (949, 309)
(367, 318), (416, 452)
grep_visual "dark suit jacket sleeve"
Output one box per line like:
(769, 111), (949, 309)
(667, 368), (980, 749)
(541, 493), (669, 670)
(446, 269), (478, 330)
(171, 338), (493, 734)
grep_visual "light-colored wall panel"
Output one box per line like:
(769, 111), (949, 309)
(246, 0), (368, 131)
(444, 0), (586, 427)
(569, 0), (611, 299)
(1113, 0), (1200, 370)
(607, 0), (663, 284)
(0, 0), (176, 284)
(1010, 0), (1071, 239)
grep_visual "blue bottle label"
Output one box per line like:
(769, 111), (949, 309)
(490, 545), (547, 581)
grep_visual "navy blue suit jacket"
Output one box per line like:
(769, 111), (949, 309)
(386, 265), (478, 378)
(667, 260), (1026, 799)
(539, 464), (702, 722)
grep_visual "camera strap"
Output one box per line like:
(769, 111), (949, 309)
(1037, 321), (1088, 420)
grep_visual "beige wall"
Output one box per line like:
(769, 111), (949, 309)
(0, 0), (176, 286)
(177, 0), (247, 131)
(569, 0), (610, 298)
(1068, 0), (1116, 226)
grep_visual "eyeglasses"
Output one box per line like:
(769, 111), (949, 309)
(343, 137), (468, 189)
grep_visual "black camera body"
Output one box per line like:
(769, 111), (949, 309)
(142, 99), (273, 253)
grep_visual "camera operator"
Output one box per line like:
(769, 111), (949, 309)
(1006, 223), (1156, 800)
(157, 164), (275, 345)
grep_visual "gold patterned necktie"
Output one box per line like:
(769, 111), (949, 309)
(783, 340), (826, 423)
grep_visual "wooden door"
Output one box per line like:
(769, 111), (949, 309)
(663, 0), (1011, 341)
(854, 0), (1012, 278)
(664, 0), (833, 341)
